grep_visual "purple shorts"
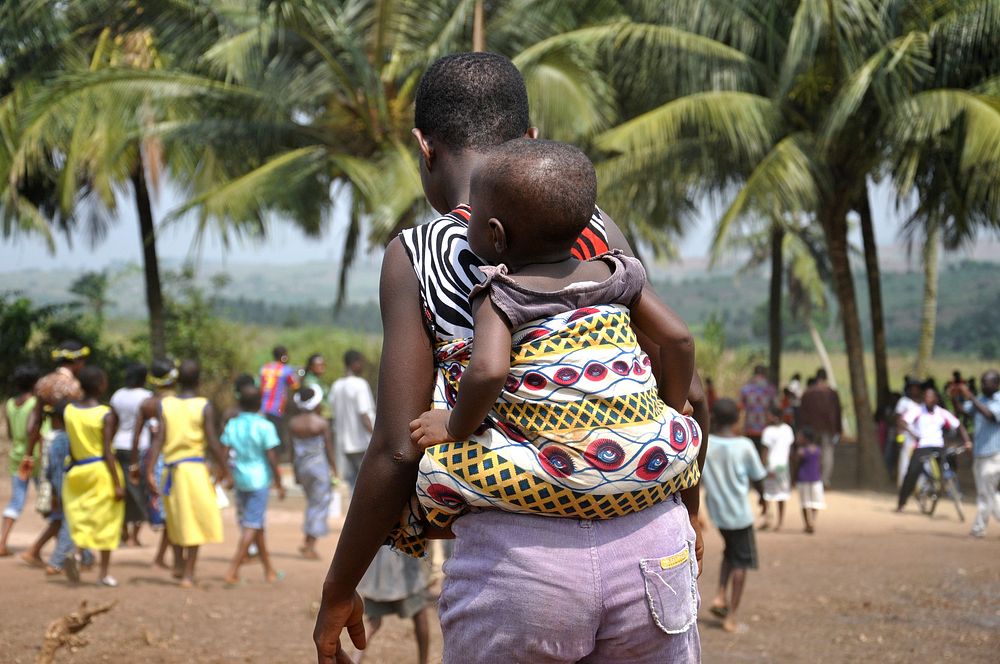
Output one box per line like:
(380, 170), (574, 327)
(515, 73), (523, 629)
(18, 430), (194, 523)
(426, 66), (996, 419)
(439, 494), (701, 663)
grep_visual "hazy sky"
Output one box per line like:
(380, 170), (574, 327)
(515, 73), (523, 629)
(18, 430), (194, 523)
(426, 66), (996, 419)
(0, 177), (939, 274)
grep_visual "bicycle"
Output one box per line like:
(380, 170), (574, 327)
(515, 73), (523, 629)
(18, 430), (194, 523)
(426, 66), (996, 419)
(914, 446), (966, 522)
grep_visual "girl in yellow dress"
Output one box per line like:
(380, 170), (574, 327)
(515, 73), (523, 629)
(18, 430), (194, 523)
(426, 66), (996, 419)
(146, 359), (231, 588)
(62, 366), (125, 586)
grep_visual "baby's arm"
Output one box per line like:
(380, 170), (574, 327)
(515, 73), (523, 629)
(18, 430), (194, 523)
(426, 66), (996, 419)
(629, 286), (695, 412)
(410, 294), (512, 448)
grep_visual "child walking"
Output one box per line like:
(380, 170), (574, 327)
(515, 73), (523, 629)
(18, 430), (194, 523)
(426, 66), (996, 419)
(146, 360), (230, 588)
(702, 398), (767, 633)
(795, 427), (825, 534)
(760, 405), (794, 530)
(0, 365), (42, 556)
(289, 386), (337, 559)
(221, 383), (284, 584)
(62, 366), (125, 586)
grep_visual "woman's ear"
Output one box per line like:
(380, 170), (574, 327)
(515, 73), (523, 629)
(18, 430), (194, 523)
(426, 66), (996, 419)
(524, 127), (539, 139)
(412, 128), (433, 170)
(488, 217), (508, 254)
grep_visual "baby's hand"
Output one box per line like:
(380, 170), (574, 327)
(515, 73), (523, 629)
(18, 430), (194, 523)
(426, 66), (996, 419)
(409, 410), (455, 450)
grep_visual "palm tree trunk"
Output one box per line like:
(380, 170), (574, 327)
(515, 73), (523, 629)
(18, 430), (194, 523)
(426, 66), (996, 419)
(768, 225), (784, 387)
(806, 319), (837, 390)
(858, 187), (888, 411)
(821, 196), (882, 488)
(472, 0), (485, 51)
(915, 221), (941, 377)
(131, 166), (166, 360)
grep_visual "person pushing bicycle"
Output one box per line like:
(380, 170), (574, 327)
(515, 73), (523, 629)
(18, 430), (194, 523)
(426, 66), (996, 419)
(896, 386), (971, 513)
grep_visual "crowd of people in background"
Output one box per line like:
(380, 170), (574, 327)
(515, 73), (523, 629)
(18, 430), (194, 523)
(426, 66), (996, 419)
(0, 340), (431, 663)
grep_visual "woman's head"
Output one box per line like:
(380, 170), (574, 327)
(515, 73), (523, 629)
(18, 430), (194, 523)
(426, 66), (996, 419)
(413, 52), (532, 215)
(306, 353), (326, 376)
(148, 358), (178, 389)
(293, 386), (323, 413)
(78, 366), (107, 399)
(123, 363), (148, 389)
(468, 138), (596, 265)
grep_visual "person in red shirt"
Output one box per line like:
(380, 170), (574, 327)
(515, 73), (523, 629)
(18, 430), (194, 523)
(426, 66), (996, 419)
(259, 346), (300, 460)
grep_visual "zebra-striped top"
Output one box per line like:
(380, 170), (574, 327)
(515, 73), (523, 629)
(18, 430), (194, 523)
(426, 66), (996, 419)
(399, 204), (610, 342)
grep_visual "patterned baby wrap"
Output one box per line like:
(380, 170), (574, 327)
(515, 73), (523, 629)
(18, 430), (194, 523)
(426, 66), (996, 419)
(391, 255), (701, 557)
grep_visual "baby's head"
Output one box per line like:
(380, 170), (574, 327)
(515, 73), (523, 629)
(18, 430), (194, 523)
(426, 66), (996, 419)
(469, 138), (597, 265)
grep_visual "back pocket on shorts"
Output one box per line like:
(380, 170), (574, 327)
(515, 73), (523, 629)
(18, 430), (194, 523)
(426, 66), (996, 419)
(639, 541), (698, 634)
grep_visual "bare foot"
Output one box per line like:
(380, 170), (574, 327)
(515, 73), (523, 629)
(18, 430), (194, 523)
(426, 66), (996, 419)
(178, 578), (195, 589)
(300, 547), (320, 560)
(45, 565), (62, 576)
(722, 619), (748, 634)
(20, 551), (45, 568)
(152, 558), (170, 570)
(0, 545), (11, 557)
(805, 525), (815, 534)
(265, 570), (285, 583)
(223, 575), (240, 586)
(171, 567), (185, 580)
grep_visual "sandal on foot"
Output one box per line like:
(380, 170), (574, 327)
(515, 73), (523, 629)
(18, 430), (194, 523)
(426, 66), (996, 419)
(709, 605), (729, 619)
(99, 575), (118, 587)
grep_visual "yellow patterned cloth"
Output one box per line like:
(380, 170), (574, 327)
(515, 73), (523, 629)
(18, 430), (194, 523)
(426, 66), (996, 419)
(391, 305), (701, 557)
(160, 396), (223, 547)
(63, 403), (124, 550)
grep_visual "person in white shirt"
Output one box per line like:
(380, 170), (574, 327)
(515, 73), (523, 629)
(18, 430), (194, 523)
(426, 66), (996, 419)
(894, 379), (923, 487)
(110, 363), (153, 546)
(760, 405), (795, 530)
(329, 350), (375, 493)
(896, 387), (971, 512)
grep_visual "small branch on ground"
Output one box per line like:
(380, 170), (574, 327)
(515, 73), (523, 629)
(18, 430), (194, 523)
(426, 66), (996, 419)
(36, 600), (117, 664)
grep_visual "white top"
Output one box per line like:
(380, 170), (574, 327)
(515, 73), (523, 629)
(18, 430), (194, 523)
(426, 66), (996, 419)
(761, 422), (795, 470)
(110, 387), (153, 452)
(895, 396), (918, 444)
(330, 375), (375, 454)
(904, 405), (960, 449)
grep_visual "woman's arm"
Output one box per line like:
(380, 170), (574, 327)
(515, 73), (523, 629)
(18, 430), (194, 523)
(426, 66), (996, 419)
(202, 403), (231, 484)
(323, 424), (338, 477)
(145, 404), (164, 496)
(103, 411), (123, 499)
(314, 238), (436, 663)
(410, 294), (512, 446)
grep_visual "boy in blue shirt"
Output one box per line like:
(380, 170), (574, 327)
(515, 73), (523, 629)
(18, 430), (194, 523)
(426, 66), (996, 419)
(221, 384), (284, 584)
(702, 398), (767, 634)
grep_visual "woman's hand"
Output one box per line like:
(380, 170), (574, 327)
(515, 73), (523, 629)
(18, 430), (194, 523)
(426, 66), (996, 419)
(314, 590), (366, 664)
(114, 485), (125, 501)
(17, 456), (34, 480)
(409, 410), (454, 449)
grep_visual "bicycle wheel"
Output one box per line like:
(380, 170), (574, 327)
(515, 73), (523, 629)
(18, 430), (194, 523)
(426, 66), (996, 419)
(944, 476), (965, 522)
(915, 478), (938, 516)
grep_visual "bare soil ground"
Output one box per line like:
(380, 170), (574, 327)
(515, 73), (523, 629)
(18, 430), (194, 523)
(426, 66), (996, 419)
(0, 480), (996, 663)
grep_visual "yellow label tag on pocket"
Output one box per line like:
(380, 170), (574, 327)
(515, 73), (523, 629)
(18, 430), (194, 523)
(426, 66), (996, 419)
(659, 548), (690, 570)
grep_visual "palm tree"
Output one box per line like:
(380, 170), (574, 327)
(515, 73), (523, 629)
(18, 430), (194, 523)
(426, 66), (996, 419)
(0, 1), (229, 359)
(593, 0), (1000, 487)
(69, 270), (110, 324)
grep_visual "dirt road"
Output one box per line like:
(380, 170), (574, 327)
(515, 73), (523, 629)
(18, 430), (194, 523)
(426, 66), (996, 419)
(0, 483), (995, 663)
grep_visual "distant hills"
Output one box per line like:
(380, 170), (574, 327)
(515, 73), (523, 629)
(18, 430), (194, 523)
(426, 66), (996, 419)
(2, 252), (997, 358)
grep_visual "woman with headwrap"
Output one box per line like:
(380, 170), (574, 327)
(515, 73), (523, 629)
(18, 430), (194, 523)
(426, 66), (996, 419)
(289, 386), (337, 559)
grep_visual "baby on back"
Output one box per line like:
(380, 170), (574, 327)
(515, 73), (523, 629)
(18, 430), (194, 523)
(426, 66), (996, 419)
(392, 139), (701, 555)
